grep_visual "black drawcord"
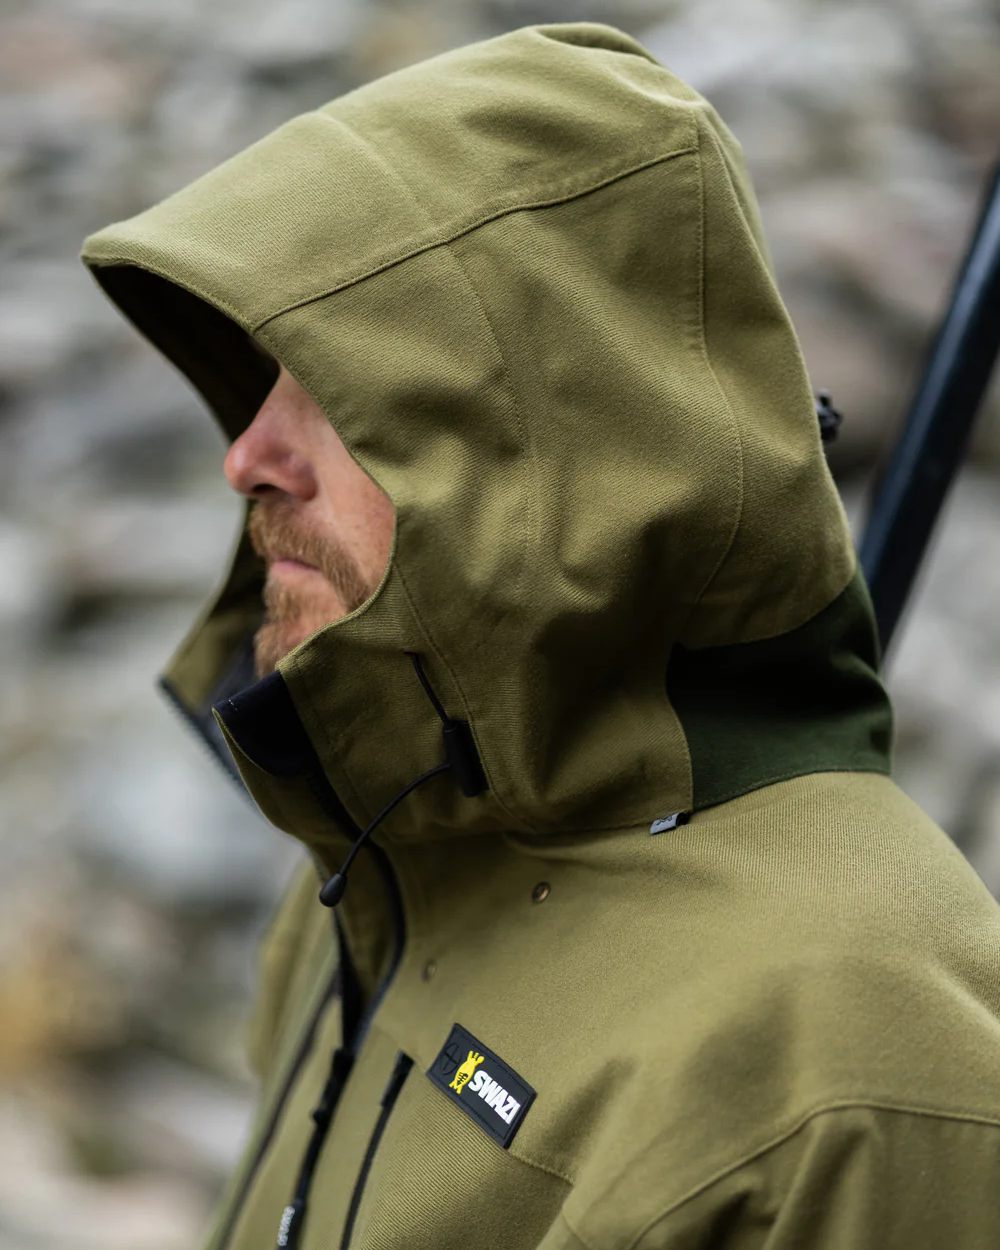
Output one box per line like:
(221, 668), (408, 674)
(407, 646), (449, 719)
(275, 653), (486, 1248)
(318, 650), (487, 908)
(317, 759), (449, 906)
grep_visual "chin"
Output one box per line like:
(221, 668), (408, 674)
(254, 616), (341, 677)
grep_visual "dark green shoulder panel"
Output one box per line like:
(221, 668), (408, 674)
(667, 565), (894, 810)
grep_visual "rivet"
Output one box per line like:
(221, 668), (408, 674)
(421, 959), (437, 982)
(531, 881), (550, 904)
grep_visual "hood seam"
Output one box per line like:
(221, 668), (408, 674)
(624, 1099), (1000, 1250)
(675, 119), (746, 642)
(251, 120), (698, 332)
(314, 107), (544, 835)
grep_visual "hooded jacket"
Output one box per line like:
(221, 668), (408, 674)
(79, 21), (1000, 1250)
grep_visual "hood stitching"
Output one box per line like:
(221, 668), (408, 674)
(252, 110), (698, 332)
(291, 108), (542, 836)
(671, 119), (746, 647)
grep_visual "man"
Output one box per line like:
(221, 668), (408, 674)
(229, 354), (396, 679)
(79, 21), (1000, 1250)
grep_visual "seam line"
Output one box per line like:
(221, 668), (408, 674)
(624, 1099), (1000, 1250)
(251, 129), (698, 331)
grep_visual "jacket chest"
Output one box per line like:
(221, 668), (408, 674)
(219, 998), (569, 1250)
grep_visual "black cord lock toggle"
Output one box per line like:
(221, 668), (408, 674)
(815, 389), (843, 443)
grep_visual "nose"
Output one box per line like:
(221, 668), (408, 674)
(223, 394), (318, 501)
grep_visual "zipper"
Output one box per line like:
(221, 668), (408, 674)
(211, 960), (341, 1250)
(339, 1050), (414, 1250)
(158, 653), (350, 1250)
(160, 638), (412, 1250)
(268, 837), (408, 1250)
(274, 1041), (355, 1250)
(158, 652), (360, 1250)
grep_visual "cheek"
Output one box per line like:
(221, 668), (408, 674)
(365, 482), (397, 546)
(310, 420), (394, 558)
(334, 471), (396, 562)
(360, 486), (396, 577)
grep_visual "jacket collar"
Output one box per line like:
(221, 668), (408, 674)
(159, 538), (892, 873)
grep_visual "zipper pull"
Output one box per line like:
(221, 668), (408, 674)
(275, 1198), (304, 1249)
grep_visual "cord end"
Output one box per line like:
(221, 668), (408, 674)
(318, 872), (348, 908)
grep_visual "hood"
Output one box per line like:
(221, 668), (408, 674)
(78, 21), (892, 862)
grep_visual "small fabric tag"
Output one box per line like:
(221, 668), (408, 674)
(427, 1023), (535, 1148)
(649, 811), (691, 834)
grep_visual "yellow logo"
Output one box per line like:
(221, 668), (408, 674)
(448, 1049), (484, 1094)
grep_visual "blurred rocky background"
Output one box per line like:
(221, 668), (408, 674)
(1, 0), (998, 1246)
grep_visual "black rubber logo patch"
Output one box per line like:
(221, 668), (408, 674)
(427, 1023), (535, 1148)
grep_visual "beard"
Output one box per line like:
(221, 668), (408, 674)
(247, 500), (377, 677)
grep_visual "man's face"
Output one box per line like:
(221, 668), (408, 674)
(223, 354), (395, 677)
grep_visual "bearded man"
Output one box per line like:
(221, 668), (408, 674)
(80, 21), (1000, 1250)
(235, 352), (396, 679)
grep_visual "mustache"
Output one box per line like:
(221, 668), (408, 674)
(246, 499), (375, 613)
(247, 500), (333, 573)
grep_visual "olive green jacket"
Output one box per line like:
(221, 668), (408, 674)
(79, 22), (1000, 1250)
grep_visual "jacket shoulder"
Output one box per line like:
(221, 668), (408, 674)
(558, 773), (1000, 1243)
(622, 1102), (1000, 1249)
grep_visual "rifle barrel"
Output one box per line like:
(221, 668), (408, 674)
(860, 159), (1000, 657)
